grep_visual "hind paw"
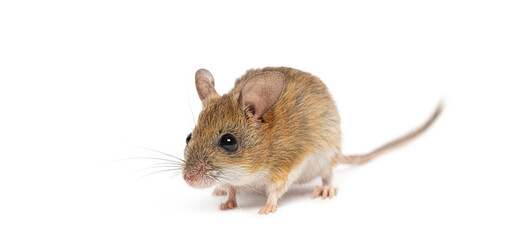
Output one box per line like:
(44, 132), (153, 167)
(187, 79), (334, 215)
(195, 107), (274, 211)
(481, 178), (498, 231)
(312, 185), (338, 199)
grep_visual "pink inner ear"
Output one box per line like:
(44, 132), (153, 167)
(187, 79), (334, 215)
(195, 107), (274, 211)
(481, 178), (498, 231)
(244, 102), (256, 116)
(239, 71), (285, 121)
(195, 69), (218, 101)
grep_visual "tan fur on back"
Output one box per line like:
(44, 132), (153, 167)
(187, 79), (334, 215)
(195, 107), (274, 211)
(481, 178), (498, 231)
(184, 67), (341, 190)
(233, 67), (341, 187)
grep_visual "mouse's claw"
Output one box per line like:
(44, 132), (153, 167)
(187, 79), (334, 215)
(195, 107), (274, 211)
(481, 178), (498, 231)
(219, 199), (237, 210)
(312, 185), (338, 199)
(258, 202), (277, 215)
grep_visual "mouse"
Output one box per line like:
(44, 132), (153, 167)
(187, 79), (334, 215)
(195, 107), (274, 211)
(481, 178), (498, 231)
(182, 67), (442, 214)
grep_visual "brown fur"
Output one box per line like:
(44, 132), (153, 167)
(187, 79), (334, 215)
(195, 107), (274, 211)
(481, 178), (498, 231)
(184, 67), (341, 190)
(183, 67), (442, 213)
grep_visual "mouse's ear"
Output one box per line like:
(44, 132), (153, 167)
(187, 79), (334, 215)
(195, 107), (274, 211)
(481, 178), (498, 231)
(195, 69), (218, 102)
(239, 71), (285, 122)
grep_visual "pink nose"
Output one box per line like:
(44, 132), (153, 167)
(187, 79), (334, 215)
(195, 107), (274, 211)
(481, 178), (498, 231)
(184, 174), (195, 184)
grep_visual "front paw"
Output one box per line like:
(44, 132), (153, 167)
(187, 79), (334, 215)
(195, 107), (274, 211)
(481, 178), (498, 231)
(257, 202), (277, 215)
(219, 199), (237, 210)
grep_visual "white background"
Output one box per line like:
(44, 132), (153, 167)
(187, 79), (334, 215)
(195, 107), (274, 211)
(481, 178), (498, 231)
(1, 0), (504, 239)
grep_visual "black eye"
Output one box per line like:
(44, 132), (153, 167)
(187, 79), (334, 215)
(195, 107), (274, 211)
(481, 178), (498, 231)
(219, 134), (238, 152)
(186, 133), (192, 144)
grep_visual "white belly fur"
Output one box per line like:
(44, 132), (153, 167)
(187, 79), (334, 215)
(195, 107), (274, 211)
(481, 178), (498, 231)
(286, 148), (338, 186)
(218, 149), (338, 195)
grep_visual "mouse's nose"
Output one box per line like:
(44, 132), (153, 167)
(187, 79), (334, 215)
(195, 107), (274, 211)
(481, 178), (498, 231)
(183, 165), (204, 182)
(182, 163), (215, 189)
(183, 174), (194, 184)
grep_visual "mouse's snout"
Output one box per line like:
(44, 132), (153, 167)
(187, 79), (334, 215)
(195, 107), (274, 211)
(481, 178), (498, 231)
(182, 157), (216, 189)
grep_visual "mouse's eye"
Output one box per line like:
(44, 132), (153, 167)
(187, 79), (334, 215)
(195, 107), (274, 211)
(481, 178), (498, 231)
(186, 133), (192, 144)
(219, 134), (238, 152)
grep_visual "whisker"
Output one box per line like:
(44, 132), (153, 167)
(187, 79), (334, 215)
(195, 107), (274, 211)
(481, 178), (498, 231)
(169, 172), (182, 179)
(210, 175), (223, 184)
(133, 145), (185, 162)
(137, 169), (182, 180)
(214, 175), (231, 181)
(135, 165), (182, 174)
(147, 162), (183, 167)
(108, 157), (183, 164)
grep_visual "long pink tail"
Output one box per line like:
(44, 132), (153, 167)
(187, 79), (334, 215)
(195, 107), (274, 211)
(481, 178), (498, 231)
(340, 102), (443, 165)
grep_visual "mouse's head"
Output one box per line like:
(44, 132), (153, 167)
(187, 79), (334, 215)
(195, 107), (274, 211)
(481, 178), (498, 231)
(182, 69), (284, 188)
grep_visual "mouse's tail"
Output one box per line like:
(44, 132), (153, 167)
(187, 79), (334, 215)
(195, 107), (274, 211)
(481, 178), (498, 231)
(340, 101), (443, 165)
